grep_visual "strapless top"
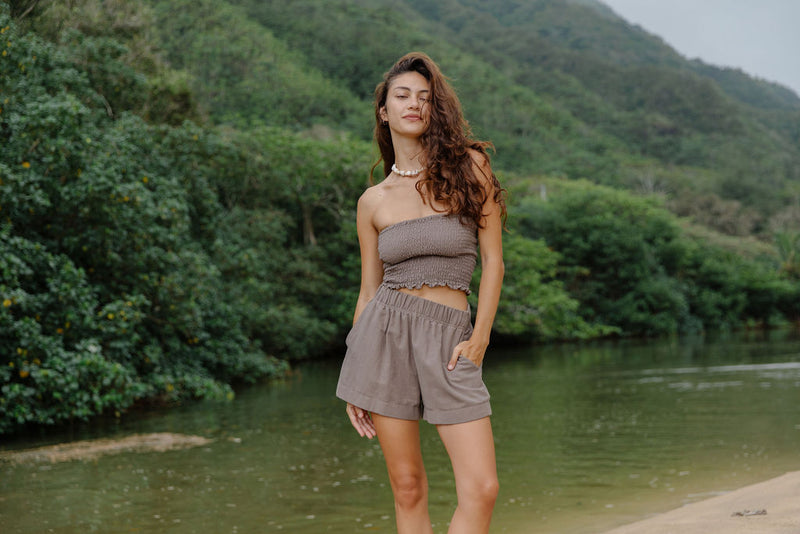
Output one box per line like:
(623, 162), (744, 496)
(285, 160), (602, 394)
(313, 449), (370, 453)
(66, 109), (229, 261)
(378, 213), (477, 294)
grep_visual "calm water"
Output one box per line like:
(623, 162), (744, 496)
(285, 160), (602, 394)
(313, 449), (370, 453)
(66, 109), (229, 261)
(2, 331), (799, 533)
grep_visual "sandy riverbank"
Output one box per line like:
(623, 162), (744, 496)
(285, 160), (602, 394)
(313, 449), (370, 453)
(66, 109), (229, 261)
(0, 433), (212, 464)
(602, 470), (800, 534)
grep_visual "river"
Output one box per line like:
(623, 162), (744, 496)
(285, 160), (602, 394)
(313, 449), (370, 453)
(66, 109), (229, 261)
(1, 330), (799, 533)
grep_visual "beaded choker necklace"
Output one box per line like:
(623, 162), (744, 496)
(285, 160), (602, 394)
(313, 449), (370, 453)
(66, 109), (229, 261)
(392, 163), (424, 177)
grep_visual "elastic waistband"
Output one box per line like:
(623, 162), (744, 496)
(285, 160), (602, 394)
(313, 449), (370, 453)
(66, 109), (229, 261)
(374, 284), (471, 328)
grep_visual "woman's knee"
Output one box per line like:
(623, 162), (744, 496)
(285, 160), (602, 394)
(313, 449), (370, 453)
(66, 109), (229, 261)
(391, 471), (428, 509)
(482, 476), (500, 503)
(464, 476), (499, 508)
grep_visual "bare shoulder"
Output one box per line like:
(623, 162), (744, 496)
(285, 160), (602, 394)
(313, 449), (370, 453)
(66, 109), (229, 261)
(467, 148), (494, 189)
(467, 147), (490, 165)
(356, 183), (386, 222)
(359, 182), (386, 207)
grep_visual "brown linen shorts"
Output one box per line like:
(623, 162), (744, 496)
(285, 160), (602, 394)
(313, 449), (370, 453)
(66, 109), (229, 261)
(336, 284), (491, 425)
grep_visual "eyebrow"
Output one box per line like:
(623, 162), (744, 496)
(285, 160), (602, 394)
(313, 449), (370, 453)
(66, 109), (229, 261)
(393, 86), (430, 93)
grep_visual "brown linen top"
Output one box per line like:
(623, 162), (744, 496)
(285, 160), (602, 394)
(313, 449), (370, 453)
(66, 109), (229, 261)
(378, 213), (478, 294)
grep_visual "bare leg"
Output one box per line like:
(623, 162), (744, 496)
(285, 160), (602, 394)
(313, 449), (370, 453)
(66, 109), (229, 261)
(372, 413), (434, 534)
(437, 417), (499, 534)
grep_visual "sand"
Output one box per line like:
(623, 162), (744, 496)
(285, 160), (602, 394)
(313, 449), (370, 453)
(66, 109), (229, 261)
(0, 432), (212, 464)
(602, 470), (800, 534)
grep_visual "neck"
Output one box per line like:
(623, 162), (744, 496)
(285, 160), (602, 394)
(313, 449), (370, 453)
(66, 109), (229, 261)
(391, 136), (424, 171)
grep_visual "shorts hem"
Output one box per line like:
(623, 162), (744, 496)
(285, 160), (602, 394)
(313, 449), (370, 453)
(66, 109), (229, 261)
(336, 384), (421, 421)
(424, 402), (492, 425)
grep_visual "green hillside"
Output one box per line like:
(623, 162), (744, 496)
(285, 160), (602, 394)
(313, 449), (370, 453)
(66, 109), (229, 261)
(142, 0), (800, 232)
(1, 0), (799, 433)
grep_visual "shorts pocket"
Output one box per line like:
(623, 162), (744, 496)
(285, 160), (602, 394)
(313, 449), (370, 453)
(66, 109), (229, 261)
(447, 356), (489, 405)
(457, 355), (481, 370)
(345, 299), (377, 347)
(459, 323), (474, 342)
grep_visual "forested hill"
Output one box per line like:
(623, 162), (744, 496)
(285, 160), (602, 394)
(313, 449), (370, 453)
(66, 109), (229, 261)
(147, 0), (800, 228)
(2, 0), (799, 434)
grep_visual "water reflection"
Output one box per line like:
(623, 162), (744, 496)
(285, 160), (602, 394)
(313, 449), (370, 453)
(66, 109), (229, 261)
(1, 330), (799, 533)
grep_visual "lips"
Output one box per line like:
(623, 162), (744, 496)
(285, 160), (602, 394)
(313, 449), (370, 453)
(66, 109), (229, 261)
(403, 114), (422, 120)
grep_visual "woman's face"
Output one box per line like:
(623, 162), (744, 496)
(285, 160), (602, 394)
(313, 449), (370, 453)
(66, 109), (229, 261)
(380, 71), (431, 139)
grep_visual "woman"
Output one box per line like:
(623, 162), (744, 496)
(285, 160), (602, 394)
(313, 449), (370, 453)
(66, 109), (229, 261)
(336, 52), (506, 534)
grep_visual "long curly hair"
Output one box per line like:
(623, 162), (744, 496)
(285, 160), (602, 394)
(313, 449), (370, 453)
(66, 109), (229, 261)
(371, 52), (507, 228)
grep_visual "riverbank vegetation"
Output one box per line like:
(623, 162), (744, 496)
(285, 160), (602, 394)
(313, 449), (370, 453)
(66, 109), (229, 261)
(2, 0), (799, 434)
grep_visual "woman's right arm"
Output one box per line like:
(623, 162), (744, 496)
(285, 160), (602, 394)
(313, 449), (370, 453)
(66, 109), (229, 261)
(352, 190), (384, 325)
(346, 190), (383, 439)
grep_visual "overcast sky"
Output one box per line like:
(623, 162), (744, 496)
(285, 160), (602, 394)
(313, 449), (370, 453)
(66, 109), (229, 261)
(600, 0), (800, 97)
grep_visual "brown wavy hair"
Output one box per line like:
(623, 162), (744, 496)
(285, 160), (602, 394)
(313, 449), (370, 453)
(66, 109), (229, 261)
(371, 52), (507, 228)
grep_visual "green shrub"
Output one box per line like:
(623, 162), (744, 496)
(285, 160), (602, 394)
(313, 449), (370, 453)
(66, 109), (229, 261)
(473, 233), (617, 340)
(516, 184), (798, 334)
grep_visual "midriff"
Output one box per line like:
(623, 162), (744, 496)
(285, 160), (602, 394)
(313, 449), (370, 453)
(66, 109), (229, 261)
(396, 284), (468, 311)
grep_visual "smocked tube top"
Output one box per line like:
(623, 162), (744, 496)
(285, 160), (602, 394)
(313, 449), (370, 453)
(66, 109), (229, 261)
(378, 213), (477, 294)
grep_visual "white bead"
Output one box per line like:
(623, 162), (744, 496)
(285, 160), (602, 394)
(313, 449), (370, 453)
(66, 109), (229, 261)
(392, 163), (424, 177)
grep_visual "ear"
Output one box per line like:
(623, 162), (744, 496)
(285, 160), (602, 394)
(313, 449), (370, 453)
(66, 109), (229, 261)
(379, 106), (388, 123)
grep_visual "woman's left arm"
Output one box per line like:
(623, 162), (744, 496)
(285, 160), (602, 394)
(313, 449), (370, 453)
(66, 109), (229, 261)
(448, 155), (504, 370)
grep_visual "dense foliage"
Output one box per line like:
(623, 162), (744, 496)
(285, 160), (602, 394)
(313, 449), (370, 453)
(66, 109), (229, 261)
(1, 0), (799, 434)
(515, 182), (799, 335)
(0, 6), (294, 432)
